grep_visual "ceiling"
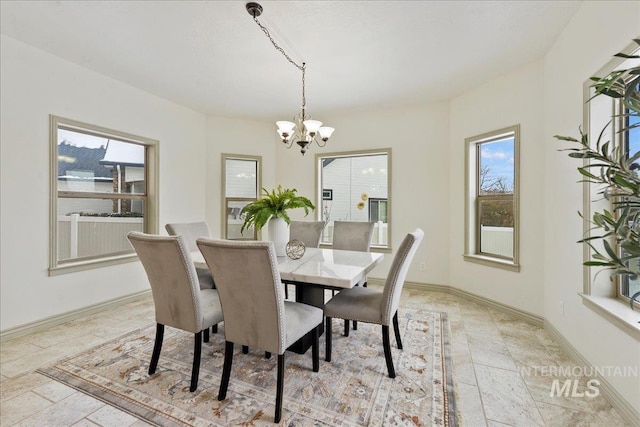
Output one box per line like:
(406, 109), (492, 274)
(0, 1), (582, 121)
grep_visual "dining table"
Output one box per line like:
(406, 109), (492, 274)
(191, 246), (384, 353)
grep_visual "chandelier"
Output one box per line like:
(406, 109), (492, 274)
(246, 2), (334, 155)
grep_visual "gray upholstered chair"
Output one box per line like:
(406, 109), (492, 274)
(332, 220), (375, 333)
(324, 228), (424, 378)
(165, 222), (215, 290)
(332, 220), (375, 252)
(289, 220), (325, 248)
(196, 238), (322, 423)
(127, 231), (224, 392)
(284, 220), (325, 298)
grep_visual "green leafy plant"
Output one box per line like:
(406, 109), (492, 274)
(240, 185), (315, 233)
(556, 39), (640, 309)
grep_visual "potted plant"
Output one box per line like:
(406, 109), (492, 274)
(556, 39), (640, 309)
(240, 185), (315, 255)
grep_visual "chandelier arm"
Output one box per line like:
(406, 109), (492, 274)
(282, 139), (295, 149)
(282, 134), (301, 149)
(313, 135), (328, 148)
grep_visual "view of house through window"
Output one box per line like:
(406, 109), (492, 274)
(465, 125), (520, 270)
(50, 116), (158, 274)
(316, 149), (391, 249)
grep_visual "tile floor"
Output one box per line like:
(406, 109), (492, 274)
(0, 288), (631, 426)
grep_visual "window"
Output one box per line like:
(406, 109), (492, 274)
(464, 125), (520, 270)
(577, 41), (640, 329)
(368, 198), (388, 223)
(49, 115), (158, 275)
(582, 47), (640, 309)
(316, 149), (391, 250)
(221, 154), (261, 240)
(618, 106), (640, 302)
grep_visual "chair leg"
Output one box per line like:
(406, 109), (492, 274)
(275, 354), (285, 423)
(392, 311), (403, 350)
(218, 341), (234, 401)
(382, 325), (396, 378)
(284, 283), (289, 299)
(312, 325), (319, 372)
(190, 331), (203, 392)
(354, 282), (366, 330)
(344, 319), (350, 337)
(149, 323), (164, 375)
(242, 345), (249, 354)
(325, 317), (332, 362)
(265, 351), (271, 359)
(212, 324), (218, 334)
(203, 328), (210, 343)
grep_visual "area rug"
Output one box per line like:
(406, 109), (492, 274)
(38, 309), (457, 426)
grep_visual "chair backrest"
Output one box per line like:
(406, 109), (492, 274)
(196, 238), (286, 354)
(332, 221), (375, 252)
(165, 222), (211, 253)
(289, 220), (325, 248)
(381, 228), (424, 324)
(127, 231), (203, 333)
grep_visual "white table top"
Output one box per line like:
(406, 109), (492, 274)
(192, 247), (383, 289)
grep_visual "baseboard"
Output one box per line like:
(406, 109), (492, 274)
(544, 320), (640, 426)
(447, 286), (543, 327)
(0, 290), (152, 342)
(369, 277), (544, 328)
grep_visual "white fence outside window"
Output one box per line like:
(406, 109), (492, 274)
(481, 226), (514, 258)
(57, 214), (143, 260)
(322, 221), (388, 247)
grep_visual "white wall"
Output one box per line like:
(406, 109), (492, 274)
(274, 102), (451, 286)
(449, 61), (545, 316)
(542, 1), (640, 413)
(0, 35), (208, 330)
(205, 116), (275, 240)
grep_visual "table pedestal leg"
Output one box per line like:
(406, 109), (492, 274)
(289, 284), (326, 354)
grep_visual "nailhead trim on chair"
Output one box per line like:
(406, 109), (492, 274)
(381, 232), (417, 325)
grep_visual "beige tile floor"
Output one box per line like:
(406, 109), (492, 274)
(0, 289), (630, 426)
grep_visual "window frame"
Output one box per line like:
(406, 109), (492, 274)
(315, 148), (392, 252)
(613, 91), (640, 308)
(464, 124), (520, 271)
(49, 115), (159, 276)
(577, 41), (640, 336)
(581, 45), (640, 310)
(221, 153), (261, 240)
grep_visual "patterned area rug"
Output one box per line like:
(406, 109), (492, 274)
(38, 309), (456, 426)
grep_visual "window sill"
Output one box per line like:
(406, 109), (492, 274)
(463, 254), (520, 272)
(580, 294), (640, 340)
(49, 253), (138, 276)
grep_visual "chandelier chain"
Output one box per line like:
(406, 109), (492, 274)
(252, 16), (306, 109)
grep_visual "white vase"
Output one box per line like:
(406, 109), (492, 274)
(267, 217), (290, 256)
